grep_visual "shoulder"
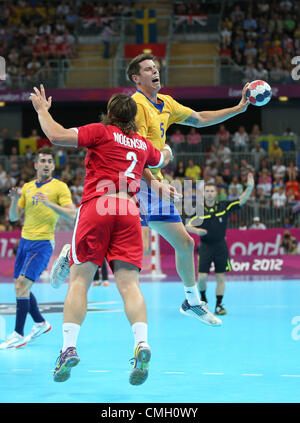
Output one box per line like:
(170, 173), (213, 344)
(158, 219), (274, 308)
(22, 181), (31, 189)
(132, 91), (147, 105)
(157, 94), (172, 102)
(158, 94), (180, 107)
(51, 178), (70, 191)
(23, 180), (35, 191)
(132, 94), (149, 114)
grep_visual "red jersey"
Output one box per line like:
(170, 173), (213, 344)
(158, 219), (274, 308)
(74, 123), (164, 204)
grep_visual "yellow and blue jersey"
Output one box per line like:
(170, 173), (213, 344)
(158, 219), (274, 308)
(18, 177), (72, 241)
(132, 90), (193, 180)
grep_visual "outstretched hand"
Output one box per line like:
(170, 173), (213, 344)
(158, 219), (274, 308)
(238, 82), (250, 112)
(30, 84), (52, 113)
(8, 187), (21, 200)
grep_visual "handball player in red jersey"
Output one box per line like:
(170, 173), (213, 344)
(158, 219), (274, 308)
(30, 85), (174, 385)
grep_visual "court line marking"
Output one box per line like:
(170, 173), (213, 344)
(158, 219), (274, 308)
(10, 369), (300, 378)
(203, 372), (224, 375)
(280, 374), (300, 377)
(242, 374), (263, 376)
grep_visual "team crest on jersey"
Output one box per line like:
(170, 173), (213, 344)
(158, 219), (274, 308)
(219, 217), (223, 222)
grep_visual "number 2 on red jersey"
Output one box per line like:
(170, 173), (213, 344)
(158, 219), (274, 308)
(124, 151), (138, 179)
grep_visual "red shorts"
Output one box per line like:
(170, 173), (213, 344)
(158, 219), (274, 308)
(69, 196), (143, 271)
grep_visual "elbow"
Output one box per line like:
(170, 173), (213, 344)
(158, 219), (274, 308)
(162, 157), (169, 168)
(69, 207), (77, 221)
(9, 216), (19, 223)
(71, 212), (77, 221)
(47, 134), (59, 145)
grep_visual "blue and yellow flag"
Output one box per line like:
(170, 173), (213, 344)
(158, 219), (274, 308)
(135, 9), (157, 44)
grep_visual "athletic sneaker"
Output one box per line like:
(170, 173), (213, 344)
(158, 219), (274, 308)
(53, 347), (80, 382)
(50, 244), (71, 289)
(0, 331), (27, 349)
(23, 320), (52, 343)
(215, 304), (227, 315)
(180, 299), (222, 326)
(129, 342), (151, 386)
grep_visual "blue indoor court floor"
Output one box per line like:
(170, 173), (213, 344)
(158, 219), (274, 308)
(0, 279), (299, 403)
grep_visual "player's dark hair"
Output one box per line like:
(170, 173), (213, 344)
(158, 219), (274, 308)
(126, 53), (156, 83)
(101, 93), (138, 136)
(34, 147), (55, 162)
(205, 182), (217, 189)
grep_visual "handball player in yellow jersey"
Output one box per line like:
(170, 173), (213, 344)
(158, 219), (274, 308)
(51, 54), (250, 325)
(0, 147), (76, 349)
(127, 54), (250, 324)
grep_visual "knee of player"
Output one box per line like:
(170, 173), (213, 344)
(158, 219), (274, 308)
(182, 233), (195, 251)
(15, 278), (30, 297)
(198, 273), (208, 282)
(215, 273), (225, 283)
(117, 280), (139, 298)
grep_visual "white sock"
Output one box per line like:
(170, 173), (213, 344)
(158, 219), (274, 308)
(132, 322), (148, 350)
(184, 285), (201, 306)
(62, 323), (80, 352)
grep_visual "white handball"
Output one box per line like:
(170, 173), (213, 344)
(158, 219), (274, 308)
(246, 80), (272, 106)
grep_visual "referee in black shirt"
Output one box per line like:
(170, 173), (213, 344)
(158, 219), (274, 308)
(186, 173), (254, 315)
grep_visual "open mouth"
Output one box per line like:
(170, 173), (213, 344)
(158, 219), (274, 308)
(152, 77), (160, 83)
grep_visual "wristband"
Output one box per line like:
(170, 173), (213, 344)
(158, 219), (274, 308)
(163, 144), (174, 160)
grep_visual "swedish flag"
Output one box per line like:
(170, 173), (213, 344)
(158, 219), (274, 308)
(136, 9), (157, 44)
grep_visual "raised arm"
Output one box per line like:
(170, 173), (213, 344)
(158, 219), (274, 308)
(239, 173), (255, 206)
(8, 187), (24, 222)
(180, 83), (250, 128)
(30, 84), (78, 147)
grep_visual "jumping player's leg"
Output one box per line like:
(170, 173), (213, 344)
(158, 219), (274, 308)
(149, 220), (221, 325)
(63, 261), (97, 326)
(114, 266), (147, 327)
(148, 221), (195, 287)
(53, 261), (97, 382)
(113, 261), (150, 386)
(142, 226), (151, 255)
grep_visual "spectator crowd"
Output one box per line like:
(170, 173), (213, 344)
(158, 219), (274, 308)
(0, 0), (130, 89)
(219, 0), (300, 84)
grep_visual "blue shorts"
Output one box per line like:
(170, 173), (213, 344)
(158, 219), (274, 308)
(14, 238), (54, 282)
(137, 179), (182, 227)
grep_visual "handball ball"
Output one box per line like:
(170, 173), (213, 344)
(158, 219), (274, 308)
(246, 80), (272, 106)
